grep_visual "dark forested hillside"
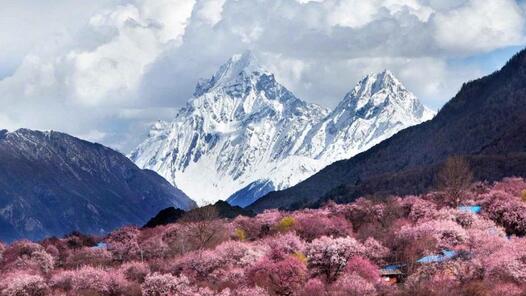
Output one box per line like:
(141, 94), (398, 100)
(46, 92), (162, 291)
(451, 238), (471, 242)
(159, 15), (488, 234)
(250, 48), (526, 211)
(0, 129), (196, 241)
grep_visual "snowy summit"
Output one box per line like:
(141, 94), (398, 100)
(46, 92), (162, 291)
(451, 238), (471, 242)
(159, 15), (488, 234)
(130, 52), (435, 206)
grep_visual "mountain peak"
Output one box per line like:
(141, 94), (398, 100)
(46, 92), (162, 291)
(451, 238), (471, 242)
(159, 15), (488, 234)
(194, 51), (268, 96)
(229, 50), (260, 71)
(356, 69), (403, 97)
(132, 62), (434, 207)
(338, 70), (434, 121)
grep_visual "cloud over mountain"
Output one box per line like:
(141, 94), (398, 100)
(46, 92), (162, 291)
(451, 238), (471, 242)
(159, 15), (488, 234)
(0, 0), (524, 151)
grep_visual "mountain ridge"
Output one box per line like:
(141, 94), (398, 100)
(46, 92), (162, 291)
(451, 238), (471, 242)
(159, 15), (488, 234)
(249, 48), (526, 211)
(0, 128), (196, 241)
(130, 51), (434, 207)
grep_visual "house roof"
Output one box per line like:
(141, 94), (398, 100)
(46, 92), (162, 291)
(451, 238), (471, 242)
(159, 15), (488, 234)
(417, 250), (457, 264)
(91, 242), (108, 250)
(457, 205), (481, 214)
(380, 264), (404, 275)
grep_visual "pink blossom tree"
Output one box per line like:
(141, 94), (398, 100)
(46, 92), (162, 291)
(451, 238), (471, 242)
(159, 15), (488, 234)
(293, 211), (352, 241)
(107, 226), (142, 261)
(141, 272), (195, 296)
(483, 189), (526, 235)
(248, 255), (307, 296)
(329, 273), (376, 296)
(119, 261), (151, 283)
(51, 266), (129, 295)
(300, 278), (327, 296)
(0, 242), (5, 262)
(344, 256), (380, 282)
(65, 246), (112, 268)
(483, 238), (526, 283)
(0, 272), (48, 296)
(362, 237), (389, 263)
(397, 219), (467, 250)
(305, 236), (365, 282)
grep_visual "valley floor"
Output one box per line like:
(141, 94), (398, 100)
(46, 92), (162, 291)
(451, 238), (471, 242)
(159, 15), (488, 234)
(1, 177), (526, 295)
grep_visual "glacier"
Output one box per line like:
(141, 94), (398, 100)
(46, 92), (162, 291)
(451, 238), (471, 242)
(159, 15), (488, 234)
(130, 51), (435, 206)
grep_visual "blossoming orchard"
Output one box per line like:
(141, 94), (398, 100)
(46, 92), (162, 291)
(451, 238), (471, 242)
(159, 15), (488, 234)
(2, 177), (526, 295)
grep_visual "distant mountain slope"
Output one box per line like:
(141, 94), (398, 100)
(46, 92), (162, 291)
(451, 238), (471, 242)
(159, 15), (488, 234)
(249, 48), (526, 211)
(144, 201), (254, 228)
(143, 207), (186, 228)
(0, 129), (196, 241)
(130, 51), (433, 207)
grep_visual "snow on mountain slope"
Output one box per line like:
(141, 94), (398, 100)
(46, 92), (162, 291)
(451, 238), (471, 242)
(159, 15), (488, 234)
(130, 52), (329, 206)
(130, 52), (435, 206)
(297, 70), (435, 162)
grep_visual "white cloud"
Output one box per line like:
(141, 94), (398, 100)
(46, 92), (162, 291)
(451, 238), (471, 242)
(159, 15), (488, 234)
(196, 0), (227, 26)
(69, 1), (195, 105)
(325, 0), (433, 28)
(433, 0), (526, 52)
(0, 0), (524, 152)
(326, 0), (382, 28)
(78, 130), (107, 143)
(136, 0), (196, 43)
(0, 0), (119, 66)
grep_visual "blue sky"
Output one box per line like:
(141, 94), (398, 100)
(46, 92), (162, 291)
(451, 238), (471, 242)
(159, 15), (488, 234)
(453, 45), (524, 75)
(0, 0), (525, 151)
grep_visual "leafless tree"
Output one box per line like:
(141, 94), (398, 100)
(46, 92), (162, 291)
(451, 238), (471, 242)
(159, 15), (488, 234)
(180, 205), (227, 250)
(435, 156), (474, 207)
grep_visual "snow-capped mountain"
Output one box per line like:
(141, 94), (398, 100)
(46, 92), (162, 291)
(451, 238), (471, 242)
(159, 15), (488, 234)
(130, 52), (435, 206)
(297, 70), (435, 162)
(130, 52), (329, 206)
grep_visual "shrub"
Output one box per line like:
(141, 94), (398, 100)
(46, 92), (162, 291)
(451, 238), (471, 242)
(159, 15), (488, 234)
(264, 232), (304, 260)
(65, 247), (112, 268)
(1, 244), (54, 275)
(0, 273), (48, 296)
(141, 273), (192, 296)
(234, 228), (247, 241)
(231, 286), (269, 296)
(276, 216), (295, 232)
(483, 190), (526, 235)
(301, 278), (327, 296)
(294, 212), (352, 241)
(0, 242), (5, 261)
(140, 236), (168, 260)
(107, 226), (141, 261)
(2, 241), (43, 263)
(120, 261), (151, 283)
(330, 273), (376, 296)
(44, 245), (59, 258)
(344, 256), (380, 282)
(483, 238), (526, 283)
(51, 266), (129, 295)
(362, 237), (389, 263)
(30, 250), (54, 274)
(248, 256), (307, 295)
(397, 219), (467, 249)
(174, 249), (224, 282)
